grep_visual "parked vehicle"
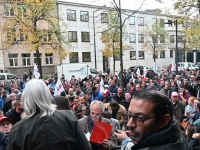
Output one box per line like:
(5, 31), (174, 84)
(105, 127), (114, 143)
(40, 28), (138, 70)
(128, 66), (149, 75)
(178, 62), (199, 71)
(196, 62), (200, 69)
(0, 73), (20, 86)
(57, 64), (99, 81)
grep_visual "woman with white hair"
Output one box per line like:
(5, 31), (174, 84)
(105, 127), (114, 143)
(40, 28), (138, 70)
(7, 79), (92, 150)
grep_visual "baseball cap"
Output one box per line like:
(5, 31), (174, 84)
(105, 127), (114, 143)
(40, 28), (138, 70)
(0, 116), (12, 123)
(171, 92), (178, 96)
(102, 90), (110, 95)
(104, 84), (109, 88)
(190, 75), (195, 78)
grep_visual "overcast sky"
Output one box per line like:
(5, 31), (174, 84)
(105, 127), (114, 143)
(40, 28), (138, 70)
(60, 0), (175, 13)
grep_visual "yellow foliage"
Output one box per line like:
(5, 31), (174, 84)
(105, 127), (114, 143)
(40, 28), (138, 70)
(1, 0), (69, 60)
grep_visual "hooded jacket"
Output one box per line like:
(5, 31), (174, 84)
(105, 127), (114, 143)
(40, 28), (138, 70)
(130, 119), (190, 150)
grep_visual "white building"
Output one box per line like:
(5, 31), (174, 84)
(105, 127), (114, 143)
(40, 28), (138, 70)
(57, 1), (194, 73)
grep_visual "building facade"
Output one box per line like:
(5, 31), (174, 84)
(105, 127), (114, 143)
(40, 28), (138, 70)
(0, 1), (61, 77)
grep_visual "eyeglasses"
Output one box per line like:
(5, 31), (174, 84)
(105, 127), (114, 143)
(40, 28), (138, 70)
(126, 112), (156, 126)
(0, 122), (11, 127)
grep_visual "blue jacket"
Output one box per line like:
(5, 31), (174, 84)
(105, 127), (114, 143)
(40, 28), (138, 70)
(91, 91), (103, 101)
(0, 132), (8, 150)
(0, 98), (4, 110)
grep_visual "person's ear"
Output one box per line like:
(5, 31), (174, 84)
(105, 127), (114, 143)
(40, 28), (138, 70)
(159, 114), (171, 129)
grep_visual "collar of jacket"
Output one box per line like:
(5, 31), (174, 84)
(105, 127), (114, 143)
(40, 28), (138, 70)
(132, 119), (180, 149)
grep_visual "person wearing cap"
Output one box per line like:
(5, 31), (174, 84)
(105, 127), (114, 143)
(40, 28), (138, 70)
(0, 116), (11, 150)
(102, 90), (113, 103)
(0, 116), (12, 134)
(7, 79), (92, 150)
(171, 91), (186, 123)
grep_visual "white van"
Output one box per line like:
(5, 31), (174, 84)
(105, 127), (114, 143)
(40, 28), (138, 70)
(57, 64), (99, 81)
(178, 62), (199, 71)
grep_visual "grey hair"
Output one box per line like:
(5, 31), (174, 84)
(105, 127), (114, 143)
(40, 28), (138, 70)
(21, 79), (56, 118)
(90, 100), (103, 112)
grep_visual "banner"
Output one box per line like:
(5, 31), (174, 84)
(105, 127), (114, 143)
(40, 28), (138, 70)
(54, 79), (64, 96)
(34, 64), (40, 79)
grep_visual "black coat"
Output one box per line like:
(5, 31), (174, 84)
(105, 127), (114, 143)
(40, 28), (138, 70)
(131, 119), (190, 150)
(7, 110), (92, 150)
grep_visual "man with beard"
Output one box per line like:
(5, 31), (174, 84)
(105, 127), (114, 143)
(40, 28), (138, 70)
(5, 100), (24, 125)
(112, 87), (125, 104)
(114, 89), (190, 150)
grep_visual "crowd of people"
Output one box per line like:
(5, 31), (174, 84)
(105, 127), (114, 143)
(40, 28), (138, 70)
(0, 68), (200, 149)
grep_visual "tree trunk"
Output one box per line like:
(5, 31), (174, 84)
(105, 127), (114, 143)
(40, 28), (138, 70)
(36, 48), (42, 78)
(119, 0), (124, 87)
(113, 53), (116, 73)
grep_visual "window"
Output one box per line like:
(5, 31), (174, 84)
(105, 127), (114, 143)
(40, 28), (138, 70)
(153, 53), (158, 59)
(160, 35), (165, 43)
(139, 51), (144, 59)
(22, 53), (31, 66)
(152, 18), (157, 25)
(68, 31), (77, 42)
(82, 52), (91, 62)
(70, 52), (79, 63)
(101, 13), (108, 23)
(8, 54), (18, 66)
(160, 19), (164, 27)
(81, 32), (90, 42)
(170, 35), (174, 43)
(4, 4), (14, 17)
(45, 53), (53, 64)
(0, 75), (5, 80)
(130, 51), (136, 60)
(129, 16), (135, 25)
(160, 51), (165, 58)
(168, 20), (172, 27)
(178, 35), (182, 43)
(7, 28), (16, 42)
(7, 75), (18, 80)
(34, 53), (42, 65)
(129, 33), (136, 43)
(44, 32), (51, 43)
(170, 50), (173, 58)
(114, 56), (120, 60)
(67, 10), (76, 21)
(19, 29), (28, 41)
(18, 5), (26, 17)
(138, 17), (144, 26)
(80, 11), (89, 22)
(138, 34), (144, 43)
(90, 68), (98, 74)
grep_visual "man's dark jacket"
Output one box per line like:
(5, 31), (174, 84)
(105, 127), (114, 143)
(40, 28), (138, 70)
(131, 119), (190, 150)
(7, 110), (92, 150)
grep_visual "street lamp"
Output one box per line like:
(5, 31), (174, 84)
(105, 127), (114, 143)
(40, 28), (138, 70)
(93, 5), (106, 69)
(165, 20), (178, 74)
